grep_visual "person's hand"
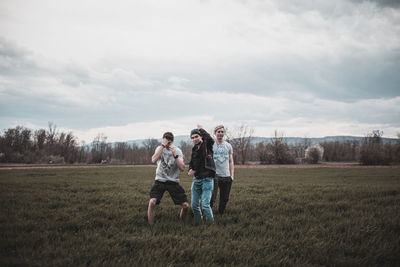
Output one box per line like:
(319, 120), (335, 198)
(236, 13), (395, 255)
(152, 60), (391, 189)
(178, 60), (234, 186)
(188, 169), (195, 176)
(169, 146), (176, 156)
(162, 139), (169, 147)
(162, 139), (172, 148)
(231, 175), (234, 181)
(197, 124), (203, 129)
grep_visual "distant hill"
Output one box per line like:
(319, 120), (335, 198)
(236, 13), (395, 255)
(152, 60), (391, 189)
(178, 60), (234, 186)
(110, 135), (398, 147)
(123, 135), (191, 147)
(249, 136), (397, 146)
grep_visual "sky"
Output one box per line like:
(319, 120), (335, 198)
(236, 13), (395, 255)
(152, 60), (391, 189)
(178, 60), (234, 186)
(1, 0), (399, 143)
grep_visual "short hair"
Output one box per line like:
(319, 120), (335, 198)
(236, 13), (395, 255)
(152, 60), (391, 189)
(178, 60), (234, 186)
(190, 129), (201, 137)
(214, 125), (225, 133)
(162, 132), (174, 141)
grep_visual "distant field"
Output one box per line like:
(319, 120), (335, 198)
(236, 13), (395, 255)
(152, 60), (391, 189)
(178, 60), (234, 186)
(1, 166), (399, 266)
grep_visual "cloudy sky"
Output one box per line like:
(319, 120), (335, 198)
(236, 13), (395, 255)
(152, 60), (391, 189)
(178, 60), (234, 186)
(1, 0), (399, 143)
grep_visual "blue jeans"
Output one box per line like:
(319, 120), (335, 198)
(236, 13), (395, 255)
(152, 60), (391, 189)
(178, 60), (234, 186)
(191, 177), (214, 221)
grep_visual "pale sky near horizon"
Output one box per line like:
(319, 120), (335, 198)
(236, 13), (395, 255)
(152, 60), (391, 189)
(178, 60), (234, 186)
(1, 0), (399, 143)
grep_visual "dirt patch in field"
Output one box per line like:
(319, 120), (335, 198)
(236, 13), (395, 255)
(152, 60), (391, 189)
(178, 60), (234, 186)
(1, 162), (399, 170)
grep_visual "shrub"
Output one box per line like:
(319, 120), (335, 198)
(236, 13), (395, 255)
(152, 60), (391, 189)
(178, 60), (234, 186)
(305, 144), (324, 164)
(359, 130), (391, 165)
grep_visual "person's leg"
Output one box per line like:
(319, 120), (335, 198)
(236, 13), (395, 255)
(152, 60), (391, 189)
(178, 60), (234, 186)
(180, 202), (189, 221)
(210, 177), (218, 208)
(218, 177), (233, 215)
(201, 177), (214, 221)
(147, 198), (157, 225)
(191, 179), (203, 219)
(148, 181), (164, 225)
(167, 183), (189, 222)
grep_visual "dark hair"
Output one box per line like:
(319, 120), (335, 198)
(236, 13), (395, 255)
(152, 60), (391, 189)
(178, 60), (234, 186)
(190, 129), (201, 137)
(163, 132), (174, 141)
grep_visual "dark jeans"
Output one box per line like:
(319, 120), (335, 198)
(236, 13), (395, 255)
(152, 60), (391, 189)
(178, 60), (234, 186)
(210, 175), (233, 214)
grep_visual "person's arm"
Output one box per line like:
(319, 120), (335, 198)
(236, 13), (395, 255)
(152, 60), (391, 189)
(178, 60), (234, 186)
(151, 146), (164, 163)
(188, 150), (195, 176)
(175, 158), (185, 171)
(188, 160), (195, 176)
(198, 126), (214, 146)
(151, 139), (171, 163)
(189, 158), (193, 171)
(169, 146), (185, 171)
(229, 153), (235, 180)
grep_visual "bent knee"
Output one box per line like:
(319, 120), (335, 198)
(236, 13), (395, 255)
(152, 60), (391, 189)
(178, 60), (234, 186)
(202, 201), (211, 209)
(149, 198), (157, 207)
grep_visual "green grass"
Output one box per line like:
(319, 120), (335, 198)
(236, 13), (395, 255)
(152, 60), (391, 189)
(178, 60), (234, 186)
(1, 166), (399, 266)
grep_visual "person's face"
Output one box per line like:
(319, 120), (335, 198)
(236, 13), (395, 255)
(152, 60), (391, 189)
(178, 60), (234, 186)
(163, 137), (173, 148)
(191, 134), (202, 145)
(215, 128), (225, 140)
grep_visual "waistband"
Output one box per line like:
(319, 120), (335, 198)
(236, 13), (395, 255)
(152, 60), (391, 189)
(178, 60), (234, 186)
(155, 180), (179, 185)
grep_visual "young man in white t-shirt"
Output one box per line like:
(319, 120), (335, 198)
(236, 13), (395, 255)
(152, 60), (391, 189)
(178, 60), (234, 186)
(147, 132), (189, 225)
(210, 125), (235, 215)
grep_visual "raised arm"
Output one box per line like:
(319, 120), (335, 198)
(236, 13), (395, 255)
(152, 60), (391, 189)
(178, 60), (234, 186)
(151, 146), (163, 163)
(198, 127), (214, 146)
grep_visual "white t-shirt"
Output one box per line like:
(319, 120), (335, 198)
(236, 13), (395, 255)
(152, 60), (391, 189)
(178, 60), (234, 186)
(213, 141), (233, 177)
(155, 146), (184, 183)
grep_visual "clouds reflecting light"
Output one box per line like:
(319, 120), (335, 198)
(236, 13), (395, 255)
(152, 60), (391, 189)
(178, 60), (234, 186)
(0, 0), (399, 142)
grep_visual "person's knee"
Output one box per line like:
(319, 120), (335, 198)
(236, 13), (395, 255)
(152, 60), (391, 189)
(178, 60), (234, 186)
(149, 198), (157, 207)
(191, 202), (199, 209)
(202, 200), (211, 209)
(182, 202), (189, 210)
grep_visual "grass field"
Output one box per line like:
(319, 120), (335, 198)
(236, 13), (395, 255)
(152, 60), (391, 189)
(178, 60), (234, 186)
(1, 166), (399, 266)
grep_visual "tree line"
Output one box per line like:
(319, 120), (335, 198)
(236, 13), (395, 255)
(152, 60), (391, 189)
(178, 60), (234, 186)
(0, 124), (399, 165)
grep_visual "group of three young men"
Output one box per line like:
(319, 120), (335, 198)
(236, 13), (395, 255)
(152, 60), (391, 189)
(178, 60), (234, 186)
(147, 125), (235, 225)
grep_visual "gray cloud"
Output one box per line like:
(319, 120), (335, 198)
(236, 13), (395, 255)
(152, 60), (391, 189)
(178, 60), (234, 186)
(0, 37), (41, 76)
(1, 0), (399, 139)
(179, 51), (400, 102)
(269, 0), (400, 17)
(350, 0), (400, 8)
(0, 38), (198, 129)
(0, 37), (92, 87)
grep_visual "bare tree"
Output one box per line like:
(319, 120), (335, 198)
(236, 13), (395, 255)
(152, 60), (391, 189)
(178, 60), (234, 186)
(256, 142), (274, 164)
(359, 130), (388, 165)
(292, 137), (311, 161)
(270, 130), (295, 164)
(34, 129), (46, 150)
(179, 140), (192, 164)
(395, 133), (400, 163)
(62, 132), (77, 163)
(229, 125), (254, 164)
(305, 144), (324, 164)
(114, 142), (128, 163)
(143, 138), (160, 164)
(91, 133), (108, 163)
(46, 122), (58, 155)
(321, 140), (359, 162)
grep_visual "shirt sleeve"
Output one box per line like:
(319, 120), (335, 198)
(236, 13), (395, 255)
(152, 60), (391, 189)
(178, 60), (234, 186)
(155, 146), (162, 154)
(199, 128), (214, 146)
(189, 153), (193, 170)
(228, 143), (233, 154)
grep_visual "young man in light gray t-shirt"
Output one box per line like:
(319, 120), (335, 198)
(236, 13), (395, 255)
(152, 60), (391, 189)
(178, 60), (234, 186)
(147, 132), (189, 225)
(210, 125), (235, 215)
